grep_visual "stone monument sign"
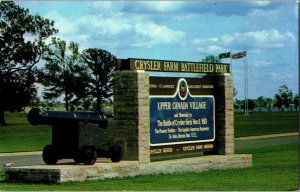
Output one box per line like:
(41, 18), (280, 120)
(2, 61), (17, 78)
(114, 58), (234, 163)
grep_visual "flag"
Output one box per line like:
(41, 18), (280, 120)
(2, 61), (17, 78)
(231, 51), (247, 59)
(218, 52), (231, 59)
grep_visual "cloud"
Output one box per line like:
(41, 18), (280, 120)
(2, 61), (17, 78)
(46, 10), (80, 36)
(231, 30), (296, 48)
(87, 1), (125, 16)
(172, 1), (282, 16)
(139, 1), (184, 13)
(253, 60), (273, 67)
(269, 72), (283, 80)
(248, 2), (298, 24)
(77, 15), (131, 36)
(44, 6), (186, 52)
(84, 1), (280, 17)
(123, 1), (185, 14)
(197, 45), (226, 54)
(133, 22), (185, 48)
(248, 1), (271, 7)
(194, 29), (296, 53)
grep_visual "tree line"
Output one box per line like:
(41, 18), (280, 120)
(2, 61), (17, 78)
(0, 2), (115, 125)
(235, 86), (299, 112)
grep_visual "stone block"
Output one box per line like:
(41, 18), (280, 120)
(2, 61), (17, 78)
(5, 154), (252, 183)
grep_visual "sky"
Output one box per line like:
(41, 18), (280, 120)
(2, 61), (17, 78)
(17, 0), (299, 100)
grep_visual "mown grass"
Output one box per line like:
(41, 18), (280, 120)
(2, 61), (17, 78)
(0, 112), (51, 152)
(0, 138), (298, 190)
(234, 112), (299, 137)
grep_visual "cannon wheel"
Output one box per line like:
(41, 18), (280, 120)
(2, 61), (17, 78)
(80, 145), (97, 165)
(73, 154), (82, 164)
(109, 146), (122, 162)
(43, 145), (59, 165)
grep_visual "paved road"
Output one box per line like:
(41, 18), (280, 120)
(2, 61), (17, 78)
(0, 132), (298, 167)
(235, 135), (298, 150)
(0, 151), (43, 168)
(0, 151), (75, 168)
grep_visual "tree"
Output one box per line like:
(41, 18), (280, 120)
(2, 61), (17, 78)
(201, 55), (221, 63)
(0, 1), (57, 125)
(265, 98), (273, 111)
(234, 98), (242, 110)
(233, 87), (238, 98)
(241, 99), (256, 111)
(39, 38), (88, 110)
(255, 96), (266, 111)
(81, 48), (116, 111)
(274, 85), (293, 112)
(274, 93), (283, 111)
(293, 94), (299, 111)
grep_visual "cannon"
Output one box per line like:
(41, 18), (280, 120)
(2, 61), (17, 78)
(27, 108), (122, 165)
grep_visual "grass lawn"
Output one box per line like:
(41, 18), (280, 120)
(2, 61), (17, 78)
(0, 136), (298, 190)
(0, 112), (51, 153)
(234, 112), (299, 137)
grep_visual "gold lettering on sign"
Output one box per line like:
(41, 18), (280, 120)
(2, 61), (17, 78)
(183, 145), (195, 151)
(149, 84), (158, 88)
(150, 149), (162, 154)
(163, 61), (179, 71)
(204, 144), (214, 149)
(163, 148), (173, 153)
(134, 60), (161, 71)
(129, 59), (229, 73)
(215, 64), (228, 73)
(181, 62), (214, 73)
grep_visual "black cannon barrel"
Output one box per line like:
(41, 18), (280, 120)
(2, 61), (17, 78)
(28, 108), (108, 128)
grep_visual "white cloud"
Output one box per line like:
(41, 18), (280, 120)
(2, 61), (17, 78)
(133, 22), (185, 48)
(44, 7), (186, 51)
(248, 1), (270, 7)
(77, 15), (131, 36)
(248, 8), (279, 20)
(269, 72), (282, 80)
(248, 2), (298, 27)
(197, 45), (225, 54)
(234, 30), (296, 48)
(140, 1), (185, 13)
(87, 1), (125, 16)
(194, 29), (296, 53)
(254, 60), (273, 67)
(46, 10), (79, 36)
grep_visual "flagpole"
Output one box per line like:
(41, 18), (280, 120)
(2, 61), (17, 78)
(244, 49), (248, 116)
(246, 49), (249, 115)
(246, 50), (249, 116)
(232, 50), (248, 115)
(244, 53), (246, 116)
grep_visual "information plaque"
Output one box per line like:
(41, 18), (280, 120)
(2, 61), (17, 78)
(150, 77), (216, 157)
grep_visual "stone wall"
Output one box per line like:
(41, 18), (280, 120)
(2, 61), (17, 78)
(113, 70), (150, 163)
(215, 75), (234, 155)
